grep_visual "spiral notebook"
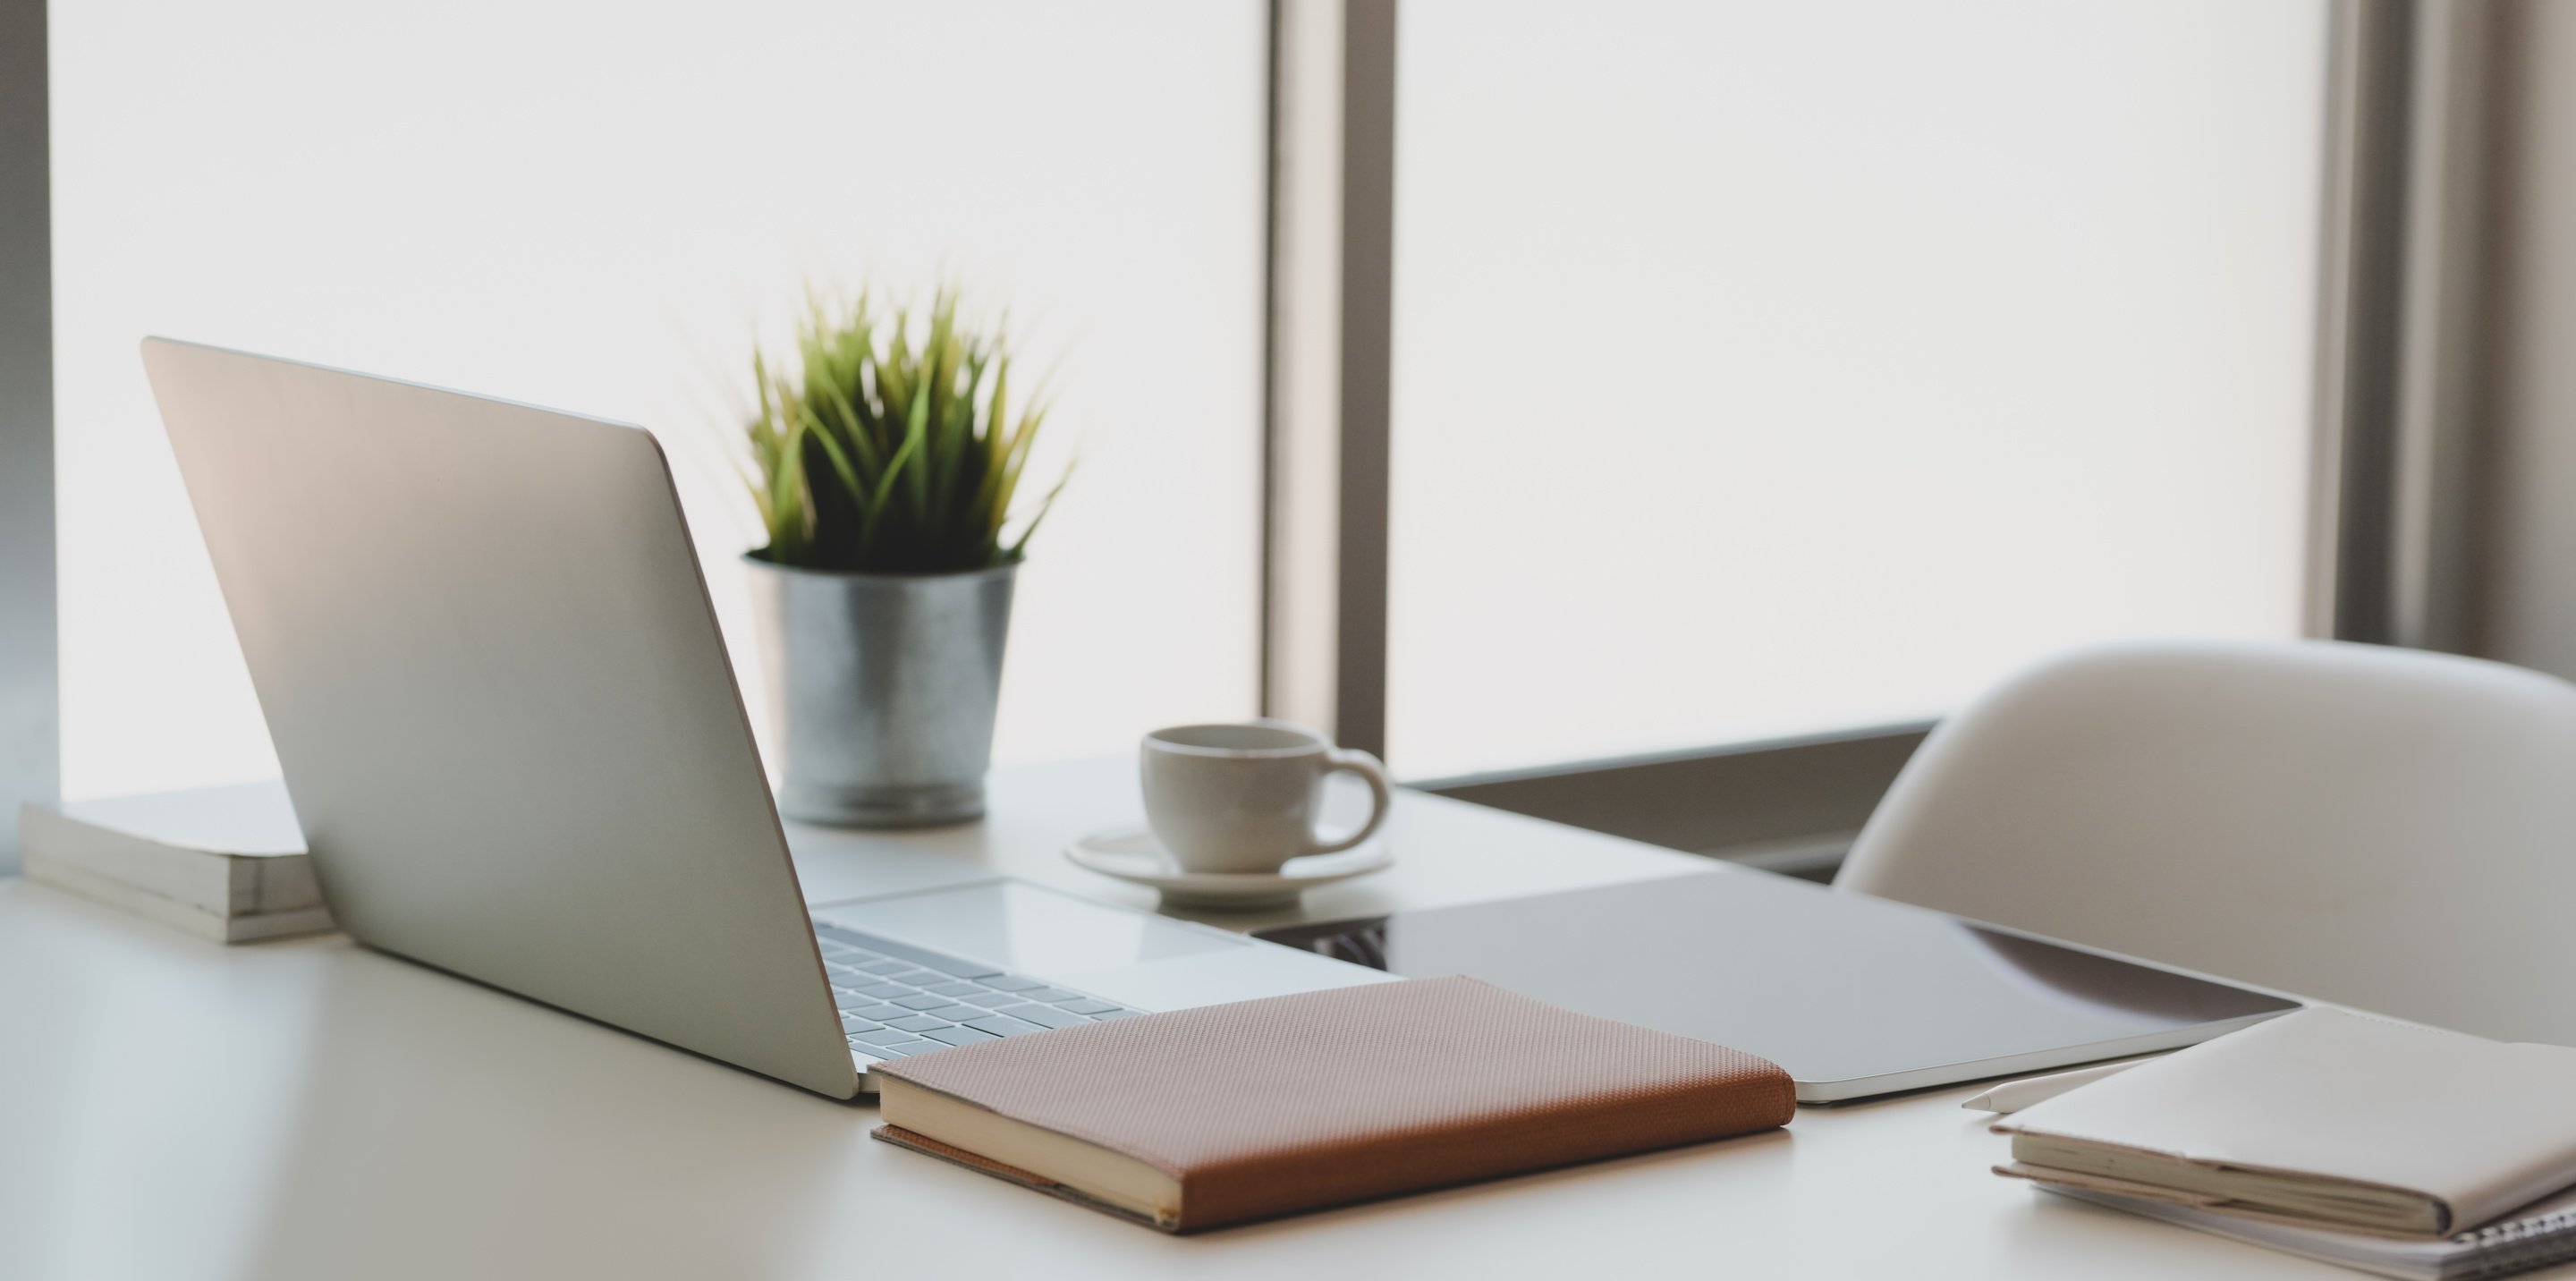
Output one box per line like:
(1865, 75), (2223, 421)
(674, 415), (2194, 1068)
(2053, 1184), (2576, 1281)
(1991, 1009), (2576, 1236)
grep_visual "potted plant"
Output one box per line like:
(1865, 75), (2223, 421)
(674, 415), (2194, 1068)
(740, 291), (1063, 827)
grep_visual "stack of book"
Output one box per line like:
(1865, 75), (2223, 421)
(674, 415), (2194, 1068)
(17, 781), (333, 943)
(1992, 1008), (2576, 1280)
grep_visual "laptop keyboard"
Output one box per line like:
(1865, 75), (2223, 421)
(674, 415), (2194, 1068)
(812, 921), (1143, 1064)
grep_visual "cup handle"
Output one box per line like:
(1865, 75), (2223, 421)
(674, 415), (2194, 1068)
(1308, 748), (1393, 854)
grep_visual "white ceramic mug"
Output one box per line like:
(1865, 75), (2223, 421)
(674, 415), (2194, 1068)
(1140, 723), (1393, 874)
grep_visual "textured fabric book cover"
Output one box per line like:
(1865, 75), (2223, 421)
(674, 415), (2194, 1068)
(871, 975), (1794, 1232)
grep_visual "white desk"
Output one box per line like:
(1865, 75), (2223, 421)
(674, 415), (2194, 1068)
(0, 758), (2448, 1279)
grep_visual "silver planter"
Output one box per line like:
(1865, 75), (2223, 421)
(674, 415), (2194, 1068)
(742, 556), (1016, 828)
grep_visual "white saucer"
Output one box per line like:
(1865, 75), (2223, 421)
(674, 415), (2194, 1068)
(1063, 826), (1393, 910)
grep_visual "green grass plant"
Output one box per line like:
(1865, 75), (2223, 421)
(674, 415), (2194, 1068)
(745, 290), (1062, 573)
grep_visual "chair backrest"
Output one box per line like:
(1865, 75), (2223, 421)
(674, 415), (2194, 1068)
(1835, 640), (2576, 1043)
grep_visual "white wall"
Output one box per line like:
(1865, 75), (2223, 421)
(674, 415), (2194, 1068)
(50, 0), (1267, 799)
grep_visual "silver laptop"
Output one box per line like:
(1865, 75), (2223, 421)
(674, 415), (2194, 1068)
(140, 336), (1386, 1099)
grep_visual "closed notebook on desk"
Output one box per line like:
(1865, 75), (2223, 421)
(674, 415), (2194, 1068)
(870, 975), (1794, 1232)
(1994, 1007), (2576, 1237)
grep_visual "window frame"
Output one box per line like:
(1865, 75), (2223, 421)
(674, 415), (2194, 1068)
(0, 0), (51, 872)
(1, 0), (2462, 876)
(1271, 0), (2450, 874)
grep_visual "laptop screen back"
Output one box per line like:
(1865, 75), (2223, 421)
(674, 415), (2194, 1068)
(143, 339), (859, 1098)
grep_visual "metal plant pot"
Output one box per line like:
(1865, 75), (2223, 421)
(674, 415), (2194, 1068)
(742, 556), (1016, 828)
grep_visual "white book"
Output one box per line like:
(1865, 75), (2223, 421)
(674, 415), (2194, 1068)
(1994, 1008), (2576, 1238)
(16, 781), (333, 942)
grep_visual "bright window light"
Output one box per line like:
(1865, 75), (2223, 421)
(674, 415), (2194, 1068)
(51, 0), (1267, 798)
(1388, 0), (2326, 777)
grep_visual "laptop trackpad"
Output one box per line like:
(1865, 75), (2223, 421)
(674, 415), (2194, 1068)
(810, 880), (1387, 1012)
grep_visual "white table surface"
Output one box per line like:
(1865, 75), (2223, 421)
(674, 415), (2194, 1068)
(0, 757), (2481, 1280)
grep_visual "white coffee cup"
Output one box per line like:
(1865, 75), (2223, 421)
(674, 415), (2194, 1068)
(1140, 722), (1393, 874)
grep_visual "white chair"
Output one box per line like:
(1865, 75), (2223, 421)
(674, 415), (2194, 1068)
(1835, 640), (2576, 1044)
